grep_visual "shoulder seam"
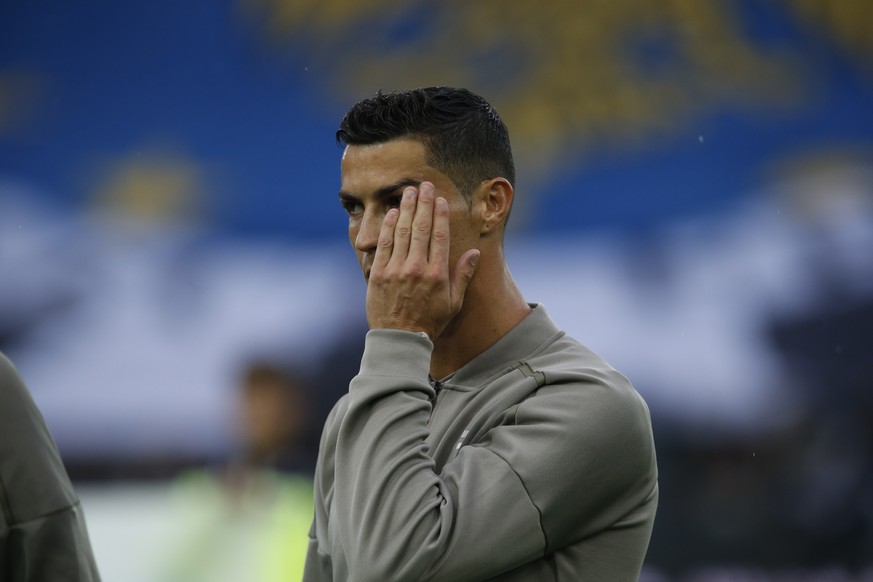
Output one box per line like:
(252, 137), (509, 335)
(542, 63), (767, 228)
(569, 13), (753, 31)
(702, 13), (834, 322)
(0, 493), (81, 528)
(515, 362), (546, 387)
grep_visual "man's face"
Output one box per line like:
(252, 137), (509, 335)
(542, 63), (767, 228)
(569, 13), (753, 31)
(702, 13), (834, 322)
(339, 138), (479, 282)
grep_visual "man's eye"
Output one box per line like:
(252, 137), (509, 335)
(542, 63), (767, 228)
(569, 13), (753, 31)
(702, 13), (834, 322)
(387, 196), (402, 210)
(342, 201), (363, 216)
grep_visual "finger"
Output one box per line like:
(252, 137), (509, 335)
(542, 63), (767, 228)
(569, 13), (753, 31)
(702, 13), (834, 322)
(429, 195), (451, 266)
(373, 208), (399, 271)
(391, 187), (417, 263)
(409, 182), (435, 260)
(450, 248), (480, 306)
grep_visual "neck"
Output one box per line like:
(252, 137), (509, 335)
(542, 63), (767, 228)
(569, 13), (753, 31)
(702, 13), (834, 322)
(430, 252), (530, 380)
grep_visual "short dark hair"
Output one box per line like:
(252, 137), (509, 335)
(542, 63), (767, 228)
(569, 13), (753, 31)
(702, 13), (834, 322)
(336, 87), (515, 201)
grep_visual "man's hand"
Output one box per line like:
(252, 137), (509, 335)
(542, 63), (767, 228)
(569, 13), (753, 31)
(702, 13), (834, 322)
(366, 182), (480, 340)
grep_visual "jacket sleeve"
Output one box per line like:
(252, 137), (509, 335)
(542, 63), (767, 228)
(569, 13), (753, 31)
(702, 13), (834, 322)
(330, 329), (656, 582)
(0, 353), (102, 582)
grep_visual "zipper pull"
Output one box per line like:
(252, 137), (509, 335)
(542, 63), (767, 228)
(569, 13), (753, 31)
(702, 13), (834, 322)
(430, 380), (442, 401)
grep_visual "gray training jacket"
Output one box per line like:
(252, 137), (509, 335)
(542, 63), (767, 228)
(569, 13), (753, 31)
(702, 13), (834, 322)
(0, 353), (101, 581)
(304, 304), (658, 581)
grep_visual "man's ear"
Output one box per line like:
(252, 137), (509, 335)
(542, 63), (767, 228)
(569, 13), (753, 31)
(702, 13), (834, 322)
(479, 178), (514, 235)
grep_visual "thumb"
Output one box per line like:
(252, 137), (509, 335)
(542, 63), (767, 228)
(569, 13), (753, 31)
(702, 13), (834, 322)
(451, 249), (480, 300)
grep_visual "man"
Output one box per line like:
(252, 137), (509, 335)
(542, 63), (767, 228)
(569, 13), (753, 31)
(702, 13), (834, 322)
(0, 352), (101, 581)
(304, 87), (657, 581)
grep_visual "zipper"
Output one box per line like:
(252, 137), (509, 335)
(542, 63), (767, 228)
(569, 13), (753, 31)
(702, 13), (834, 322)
(428, 380), (444, 426)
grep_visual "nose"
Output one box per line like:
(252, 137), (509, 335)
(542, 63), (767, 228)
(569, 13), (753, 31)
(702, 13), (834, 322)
(353, 208), (381, 254)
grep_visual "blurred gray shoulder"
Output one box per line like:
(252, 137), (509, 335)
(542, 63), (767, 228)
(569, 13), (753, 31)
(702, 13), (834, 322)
(0, 351), (36, 423)
(0, 351), (22, 385)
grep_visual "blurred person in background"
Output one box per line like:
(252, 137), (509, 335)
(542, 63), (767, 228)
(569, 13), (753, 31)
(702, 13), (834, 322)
(0, 352), (101, 581)
(304, 87), (658, 581)
(157, 360), (313, 582)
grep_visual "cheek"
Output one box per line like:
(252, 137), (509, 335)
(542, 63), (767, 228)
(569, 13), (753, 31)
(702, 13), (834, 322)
(444, 228), (473, 267)
(448, 209), (477, 245)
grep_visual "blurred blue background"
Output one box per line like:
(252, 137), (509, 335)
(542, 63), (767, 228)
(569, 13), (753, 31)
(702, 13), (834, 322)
(2, 0), (872, 579)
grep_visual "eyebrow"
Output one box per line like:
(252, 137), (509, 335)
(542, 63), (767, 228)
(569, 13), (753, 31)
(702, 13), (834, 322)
(338, 179), (422, 203)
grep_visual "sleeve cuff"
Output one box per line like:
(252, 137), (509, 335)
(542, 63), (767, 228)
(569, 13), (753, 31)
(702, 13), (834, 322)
(358, 328), (434, 381)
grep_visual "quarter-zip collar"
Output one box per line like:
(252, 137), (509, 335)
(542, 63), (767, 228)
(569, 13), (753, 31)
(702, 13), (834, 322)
(436, 304), (564, 392)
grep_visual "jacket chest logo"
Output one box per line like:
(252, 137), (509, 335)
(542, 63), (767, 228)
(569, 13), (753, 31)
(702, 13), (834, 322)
(453, 429), (470, 455)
